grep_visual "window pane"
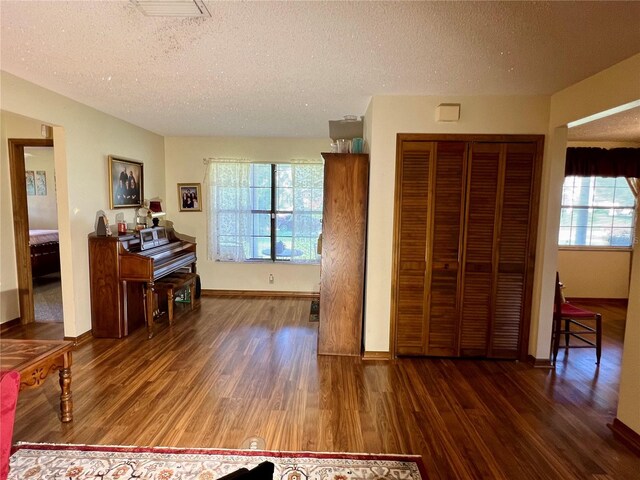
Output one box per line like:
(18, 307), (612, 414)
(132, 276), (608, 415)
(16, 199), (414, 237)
(312, 189), (323, 210)
(212, 160), (323, 263)
(614, 186), (635, 206)
(253, 237), (272, 259)
(594, 177), (615, 187)
(589, 228), (611, 246)
(277, 165), (292, 187)
(611, 228), (633, 247)
(572, 226), (589, 246)
(593, 187), (614, 206)
(612, 210), (633, 226)
(252, 164), (272, 187)
(276, 214), (293, 239)
(591, 208), (612, 227)
(277, 187), (293, 211)
(252, 187), (271, 211)
(558, 226), (572, 245)
(560, 208), (572, 227)
(252, 213), (271, 236)
(572, 208), (591, 227)
(558, 175), (636, 247)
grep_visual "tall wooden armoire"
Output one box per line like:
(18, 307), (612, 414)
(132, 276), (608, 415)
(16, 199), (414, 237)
(392, 134), (543, 360)
(318, 153), (369, 356)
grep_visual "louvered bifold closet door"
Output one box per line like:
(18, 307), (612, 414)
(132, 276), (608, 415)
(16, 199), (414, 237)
(490, 142), (537, 358)
(425, 141), (467, 356)
(395, 142), (434, 355)
(459, 143), (501, 357)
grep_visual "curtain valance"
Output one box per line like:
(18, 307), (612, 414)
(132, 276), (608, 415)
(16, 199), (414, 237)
(565, 147), (640, 177)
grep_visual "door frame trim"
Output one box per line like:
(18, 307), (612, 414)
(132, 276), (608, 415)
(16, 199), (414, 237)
(8, 138), (54, 324)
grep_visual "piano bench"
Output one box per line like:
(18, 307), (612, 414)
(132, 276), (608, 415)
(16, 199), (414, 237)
(154, 273), (198, 327)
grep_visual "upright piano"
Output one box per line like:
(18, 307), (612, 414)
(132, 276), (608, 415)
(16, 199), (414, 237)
(88, 227), (196, 338)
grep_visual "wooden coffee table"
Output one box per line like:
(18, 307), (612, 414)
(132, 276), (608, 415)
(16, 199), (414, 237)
(0, 339), (74, 422)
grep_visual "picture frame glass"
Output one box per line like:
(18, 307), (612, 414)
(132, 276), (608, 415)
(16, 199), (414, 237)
(178, 183), (202, 212)
(109, 156), (143, 208)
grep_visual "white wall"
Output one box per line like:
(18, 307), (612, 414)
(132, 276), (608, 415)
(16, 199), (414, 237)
(0, 112), (43, 322)
(25, 147), (58, 230)
(618, 228), (640, 435)
(363, 95), (551, 352)
(164, 136), (328, 293)
(557, 250), (630, 298)
(1, 72), (165, 336)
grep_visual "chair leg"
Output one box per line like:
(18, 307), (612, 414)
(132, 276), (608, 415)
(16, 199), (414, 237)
(564, 318), (571, 347)
(552, 317), (561, 365)
(595, 313), (602, 364)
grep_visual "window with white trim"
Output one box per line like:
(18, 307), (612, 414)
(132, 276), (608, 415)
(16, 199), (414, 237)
(559, 176), (636, 247)
(208, 160), (323, 263)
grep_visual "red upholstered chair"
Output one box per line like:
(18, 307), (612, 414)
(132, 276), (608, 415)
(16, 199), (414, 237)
(552, 272), (602, 365)
(0, 370), (20, 480)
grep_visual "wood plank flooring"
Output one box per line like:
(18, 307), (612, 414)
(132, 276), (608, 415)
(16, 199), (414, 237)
(4, 297), (639, 479)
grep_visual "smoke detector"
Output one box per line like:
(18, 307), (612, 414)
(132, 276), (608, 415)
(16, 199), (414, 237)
(130, 0), (211, 17)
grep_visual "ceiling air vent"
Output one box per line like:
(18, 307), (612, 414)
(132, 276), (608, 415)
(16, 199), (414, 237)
(130, 0), (211, 17)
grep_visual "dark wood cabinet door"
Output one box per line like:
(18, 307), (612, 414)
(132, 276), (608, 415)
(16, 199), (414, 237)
(318, 153), (369, 356)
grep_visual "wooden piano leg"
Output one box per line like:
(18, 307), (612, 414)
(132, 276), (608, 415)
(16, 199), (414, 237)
(167, 288), (174, 326)
(146, 282), (155, 339)
(189, 279), (195, 312)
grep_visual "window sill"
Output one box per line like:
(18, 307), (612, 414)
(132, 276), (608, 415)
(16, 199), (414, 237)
(558, 246), (633, 252)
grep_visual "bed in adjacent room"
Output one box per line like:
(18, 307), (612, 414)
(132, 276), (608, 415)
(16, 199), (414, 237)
(29, 229), (60, 278)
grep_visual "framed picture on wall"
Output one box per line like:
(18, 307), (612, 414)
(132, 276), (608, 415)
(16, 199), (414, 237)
(35, 170), (47, 195)
(25, 170), (35, 196)
(108, 155), (144, 209)
(178, 183), (202, 212)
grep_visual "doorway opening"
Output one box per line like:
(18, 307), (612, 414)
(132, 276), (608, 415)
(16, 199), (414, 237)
(553, 105), (639, 375)
(8, 138), (63, 328)
(25, 146), (62, 323)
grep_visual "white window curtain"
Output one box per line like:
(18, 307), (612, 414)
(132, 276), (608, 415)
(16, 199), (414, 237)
(628, 178), (639, 248)
(206, 159), (251, 261)
(206, 157), (323, 263)
(288, 160), (324, 264)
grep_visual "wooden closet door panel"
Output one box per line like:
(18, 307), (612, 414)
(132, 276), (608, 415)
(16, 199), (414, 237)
(459, 143), (501, 356)
(426, 141), (466, 356)
(395, 142), (433, 354)
(491, 143), (537, 358)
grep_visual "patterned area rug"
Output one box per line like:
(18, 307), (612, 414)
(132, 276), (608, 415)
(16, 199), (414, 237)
(9, 443), (426, 479)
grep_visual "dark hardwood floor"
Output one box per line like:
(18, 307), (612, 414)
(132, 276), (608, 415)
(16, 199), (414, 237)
(3, 297), (638, 479)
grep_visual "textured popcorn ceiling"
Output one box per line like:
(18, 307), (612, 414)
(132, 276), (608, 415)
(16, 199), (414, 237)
(568, 107), (640, 143)
(1, 1), (639, 138)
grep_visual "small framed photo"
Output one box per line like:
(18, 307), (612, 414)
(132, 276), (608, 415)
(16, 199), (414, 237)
(36, 171), (47, 196)
(25, 170), (35, 196)
(178, 183), (202, 212)
(109, 155), (143, 209)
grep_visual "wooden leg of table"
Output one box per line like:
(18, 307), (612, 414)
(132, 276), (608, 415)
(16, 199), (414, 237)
(59, 352), (73, 422)
(146, 283), (155, 339)
(168, 288), (174, 326)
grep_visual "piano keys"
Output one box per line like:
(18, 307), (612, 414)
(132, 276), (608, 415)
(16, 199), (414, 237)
(88, 227), (197, 338)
